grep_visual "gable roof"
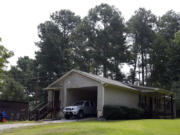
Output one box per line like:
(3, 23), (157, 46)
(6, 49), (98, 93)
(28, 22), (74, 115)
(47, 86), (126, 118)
(45, 69), (136, 91)
(44, 69), (175, 95)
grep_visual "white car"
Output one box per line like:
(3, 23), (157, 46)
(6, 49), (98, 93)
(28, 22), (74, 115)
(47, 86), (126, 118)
(63, 100), (96, 119)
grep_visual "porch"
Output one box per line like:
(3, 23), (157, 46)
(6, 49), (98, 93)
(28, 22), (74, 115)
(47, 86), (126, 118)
(138, 89), (176, 118)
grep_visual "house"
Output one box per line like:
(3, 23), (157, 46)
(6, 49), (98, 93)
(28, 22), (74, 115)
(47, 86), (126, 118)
(45, 69), (176, 119)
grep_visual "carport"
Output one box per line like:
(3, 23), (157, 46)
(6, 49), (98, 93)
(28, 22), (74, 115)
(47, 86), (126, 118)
(66, 86), (97, 106)
(45, 70), (104, 118)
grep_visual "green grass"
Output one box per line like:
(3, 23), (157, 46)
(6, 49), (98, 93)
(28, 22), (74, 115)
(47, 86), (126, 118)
(1, 119), (180, 135)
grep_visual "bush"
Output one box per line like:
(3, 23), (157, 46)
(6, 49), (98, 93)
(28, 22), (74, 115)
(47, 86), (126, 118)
(103, 105), (144, 120)
(176, 109), (180, 117)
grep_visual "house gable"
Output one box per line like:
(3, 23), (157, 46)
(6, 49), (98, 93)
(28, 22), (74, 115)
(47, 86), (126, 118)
(64, 72), (100, 89)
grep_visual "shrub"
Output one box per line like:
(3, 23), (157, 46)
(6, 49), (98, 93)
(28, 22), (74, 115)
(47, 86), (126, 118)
(103, 105), (144, 120)
(176, 109), (180, 117)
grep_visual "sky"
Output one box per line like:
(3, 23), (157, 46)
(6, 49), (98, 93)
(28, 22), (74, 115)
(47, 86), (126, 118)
(0, 0), (180, 69)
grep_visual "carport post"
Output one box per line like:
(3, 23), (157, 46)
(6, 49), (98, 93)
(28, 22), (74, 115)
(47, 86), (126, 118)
(97, 84), (104, 118)
(63, 86), (67, 107)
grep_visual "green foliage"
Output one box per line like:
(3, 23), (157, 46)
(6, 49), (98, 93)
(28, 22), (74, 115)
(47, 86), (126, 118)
(149, 11), (180, 89)
(158, 10), (180, 41)
(169, 31), (180, 82)
(150, 34), (171, 88)
(78, 4), (129, 79)
(8, 56), (36, 97)
(35, 4), (130, 83)
(35, 10), (81, 86)
(0, 75), (26, 102)
(103, 105), (144, 120)
(70, 18), (97, 73)
(127, 8), (157, 85)
(0, 38), (13, 84)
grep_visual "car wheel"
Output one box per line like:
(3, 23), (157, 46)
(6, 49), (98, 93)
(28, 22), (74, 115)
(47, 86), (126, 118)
(65, 114), (70, 119)
(78, 110), (84, 119)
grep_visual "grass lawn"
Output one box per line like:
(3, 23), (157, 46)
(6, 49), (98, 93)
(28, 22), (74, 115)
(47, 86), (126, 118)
(1, 119), (180, 135)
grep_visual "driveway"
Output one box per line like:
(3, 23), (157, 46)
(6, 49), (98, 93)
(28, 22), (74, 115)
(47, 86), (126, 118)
(0, 118), (95, 133)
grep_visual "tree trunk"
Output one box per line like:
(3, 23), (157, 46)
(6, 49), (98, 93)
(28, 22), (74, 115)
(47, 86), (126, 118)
(138, 56), (141, 86)
(145, 54), (148, 86)
(103, 64), (107, 77)
(141, 51), (145, 86)
(103, 43), (107, 78)
(132, 56), (137, 85)
(149, 64), (153, 86)
(115, 59), (119, 80)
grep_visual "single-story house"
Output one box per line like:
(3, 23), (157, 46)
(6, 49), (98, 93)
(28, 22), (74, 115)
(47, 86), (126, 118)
(45, 69), (176, 118)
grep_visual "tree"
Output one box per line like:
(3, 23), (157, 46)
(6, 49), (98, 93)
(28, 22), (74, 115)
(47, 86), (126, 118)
(8, 56), (36, 97)
(70, 19), (97, 73)
(0, 75), (26, 102)
(35, 10), (81, 86)
(169, 31), (180, 82)
(0, 37), (13, 84)
(83, 4), (129, 80)
(149, 11), (180, 89)
(150, 34), (171, 88)
(127, 8), (157, 85)
(158, 10), (180, 41)
(127, 43), (139, 85)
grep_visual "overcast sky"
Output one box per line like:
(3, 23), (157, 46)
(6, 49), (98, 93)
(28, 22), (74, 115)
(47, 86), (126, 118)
(0, 0), (179, 68)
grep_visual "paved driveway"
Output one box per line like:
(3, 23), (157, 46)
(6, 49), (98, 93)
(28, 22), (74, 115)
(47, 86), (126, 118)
(0, 118), (96, 133)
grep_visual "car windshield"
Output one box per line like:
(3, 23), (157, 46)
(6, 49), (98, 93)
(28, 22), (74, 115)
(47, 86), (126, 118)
(72, 101), (84, 106)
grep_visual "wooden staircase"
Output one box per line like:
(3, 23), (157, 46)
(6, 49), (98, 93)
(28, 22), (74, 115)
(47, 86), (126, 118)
(29, 102), (52, 120)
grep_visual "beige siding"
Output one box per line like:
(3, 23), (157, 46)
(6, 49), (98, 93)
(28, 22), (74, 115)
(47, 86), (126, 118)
(104, 86), (139, 109)
(64, 72), (99, 89)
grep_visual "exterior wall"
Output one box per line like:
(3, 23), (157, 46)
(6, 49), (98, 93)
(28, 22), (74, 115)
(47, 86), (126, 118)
(64, 72), (99, 89)
(104, 86), (139, 109)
